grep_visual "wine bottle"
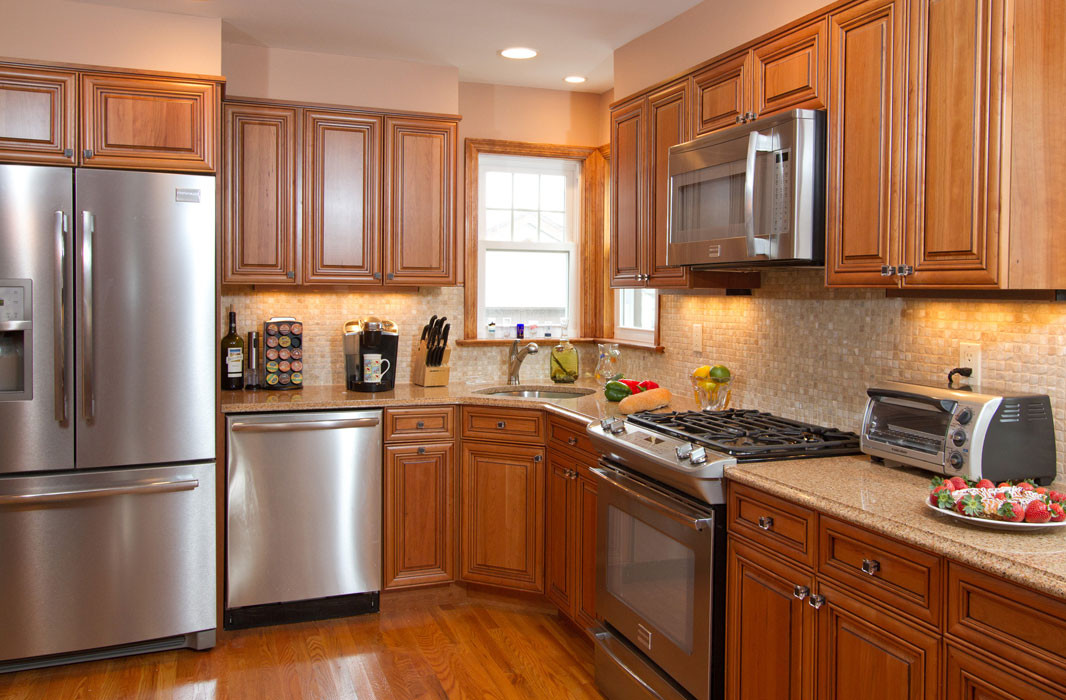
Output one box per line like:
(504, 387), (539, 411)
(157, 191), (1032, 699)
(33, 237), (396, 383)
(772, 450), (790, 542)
(221, 311), (245, 390)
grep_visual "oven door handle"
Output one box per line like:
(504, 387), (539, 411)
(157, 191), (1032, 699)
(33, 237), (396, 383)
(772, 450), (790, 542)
(590, 467), (714, 532)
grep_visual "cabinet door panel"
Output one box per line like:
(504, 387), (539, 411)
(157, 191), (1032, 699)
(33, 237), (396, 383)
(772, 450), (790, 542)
(904, 0), (1003, 286)
(946, 644), (1058, 700)
(645, 81), (691, 288)
(384, 117), (456, 285)
(574, 472), (598, 632)
(222, 104), (297, 284)
(545, 453), (575, 614)
(752, 20), (828, 118)
(610, 100), (644, 287)
(693, 53), (749, 135)
(303, 110), (381, 285)
(384, 443), (454, 589)
(0, 66), (76, 165)
(726, 539), (815, 700)
(825, 0), (904, 287)
(460, 442), (544, 592)
(80, 74), (216, 172)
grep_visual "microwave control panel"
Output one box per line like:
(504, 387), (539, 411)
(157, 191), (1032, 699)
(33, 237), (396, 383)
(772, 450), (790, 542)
(772, 149), (792, 235)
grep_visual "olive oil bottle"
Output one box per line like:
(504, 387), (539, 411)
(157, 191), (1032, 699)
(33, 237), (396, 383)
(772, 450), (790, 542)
(550, 331), (579, 383)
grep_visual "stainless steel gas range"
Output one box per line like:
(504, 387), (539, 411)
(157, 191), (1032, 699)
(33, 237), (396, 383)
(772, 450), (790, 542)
(586, 409), (860, 700)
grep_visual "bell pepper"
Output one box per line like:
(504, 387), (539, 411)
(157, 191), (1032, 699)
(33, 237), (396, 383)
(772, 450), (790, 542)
(618, 379), (644, 394)
(604, 381), (632, 402)
(637, 380), (659, 392)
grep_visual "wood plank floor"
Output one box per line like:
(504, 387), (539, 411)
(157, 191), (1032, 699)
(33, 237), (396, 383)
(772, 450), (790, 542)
(0, 585), (604, 700)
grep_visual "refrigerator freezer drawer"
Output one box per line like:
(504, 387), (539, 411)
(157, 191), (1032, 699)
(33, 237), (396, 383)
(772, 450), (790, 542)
(0, 462), (216, 663)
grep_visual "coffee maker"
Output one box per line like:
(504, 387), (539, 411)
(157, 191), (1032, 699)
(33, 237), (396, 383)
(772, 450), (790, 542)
(344, 317), (399, 392)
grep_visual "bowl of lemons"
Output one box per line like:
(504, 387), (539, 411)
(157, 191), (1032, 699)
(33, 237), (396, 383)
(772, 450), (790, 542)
(691, 365), (731, 411)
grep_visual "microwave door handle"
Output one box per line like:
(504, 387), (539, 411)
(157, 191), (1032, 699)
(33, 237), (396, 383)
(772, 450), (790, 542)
(744, 130), (774, 258)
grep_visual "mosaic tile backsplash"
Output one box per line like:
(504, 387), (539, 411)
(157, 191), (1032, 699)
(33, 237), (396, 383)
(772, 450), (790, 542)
(224, 268), (1066, 461)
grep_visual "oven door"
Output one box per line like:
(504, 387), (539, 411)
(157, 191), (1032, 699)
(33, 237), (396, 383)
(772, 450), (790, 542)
(591, 463), (722, 700)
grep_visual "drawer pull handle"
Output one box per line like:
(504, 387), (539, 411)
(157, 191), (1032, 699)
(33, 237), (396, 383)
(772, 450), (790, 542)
(861, 559), (881, 576)
(417, 421), (425, 429)
(567, 437), (578, 445)
(757, 516), (774, 530)
(793, 585), (809, 601)
(417, 446), (426, 455)
(808, 594), (825, 610)
(497, 421), (506, 429)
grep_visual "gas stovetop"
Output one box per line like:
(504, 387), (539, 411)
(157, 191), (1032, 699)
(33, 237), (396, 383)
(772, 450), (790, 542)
(627, 409), (861, 462)
(586, 409), (861, 505)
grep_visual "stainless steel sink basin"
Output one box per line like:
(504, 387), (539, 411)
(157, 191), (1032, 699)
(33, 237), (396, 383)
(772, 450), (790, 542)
(475, 387), (595, 399)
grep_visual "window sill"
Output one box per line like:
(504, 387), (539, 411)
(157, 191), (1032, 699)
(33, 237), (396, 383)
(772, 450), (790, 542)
(595, 338), (665, 353)
(454, 337), (664, 353)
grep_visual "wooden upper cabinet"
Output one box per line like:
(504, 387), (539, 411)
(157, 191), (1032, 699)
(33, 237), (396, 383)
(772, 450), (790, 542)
(0, 66), (76, 165)
(825, 0), (905, 287)
(383, 116), (457, 286)
(80, 73), (217, 172)
(303, 110), (382, 285)
(610, 99), (644, 287)
(222, 103), (297, 285)
(645, 81), (691, 288)
(751, 19), (828, 119)
(384, 442), (454, 590)
(693, 52), (749, 135)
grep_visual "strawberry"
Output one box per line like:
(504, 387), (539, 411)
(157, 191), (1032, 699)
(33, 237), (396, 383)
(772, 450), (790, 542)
(998, 500), (1025, 522)
(949, 476), (968, 491)
(994, 491), (1008, 500)
(1051, 503), (1066, 523)
(998, 481), (1012, 488)
(1017, 481), (1035, 492)
(975, 478), (995, 490)
(936, 490), (956, 510)
(1025, 500), (1052, 524)
(1051, 491), (1066, 504)
(929, 485), (949, 506)
(960, 494), (984, 517)
(1036, 487), (1048, 495)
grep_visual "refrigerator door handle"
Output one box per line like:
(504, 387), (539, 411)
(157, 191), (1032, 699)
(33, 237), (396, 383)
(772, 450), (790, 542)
(54, 211), (68, 424)
(81, 210), (95, 422)
(0, 478), (199, 506)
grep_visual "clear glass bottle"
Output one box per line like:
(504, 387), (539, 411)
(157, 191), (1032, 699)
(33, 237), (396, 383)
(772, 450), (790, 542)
(594, 343), (621, 385)
(550, 332), (579, 383)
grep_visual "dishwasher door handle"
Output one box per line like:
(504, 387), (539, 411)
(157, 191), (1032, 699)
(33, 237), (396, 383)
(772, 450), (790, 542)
(230, 417), (381, 433)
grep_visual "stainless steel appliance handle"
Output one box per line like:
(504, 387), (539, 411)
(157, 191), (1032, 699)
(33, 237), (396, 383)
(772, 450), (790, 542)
(591, 466), (714, 532)
(230, 417), (381, 433)
(81, 211), (95, 422)
(0, 321), (31, 331)
(0, 478), (198, 506)
(743, 130), (774, 258)
(53, 211), (67, 424)
(591, 632), (668, 700)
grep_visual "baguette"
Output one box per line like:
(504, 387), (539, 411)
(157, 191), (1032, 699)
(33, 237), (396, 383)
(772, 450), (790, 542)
(618, 387), (672, 414)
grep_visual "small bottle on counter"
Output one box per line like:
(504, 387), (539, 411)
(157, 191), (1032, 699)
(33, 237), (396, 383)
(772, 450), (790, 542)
(550, 325), (579, 383)
(487, 318), (496, 337)
(516, 323), (525, 339)
(220, 311), (245, 391)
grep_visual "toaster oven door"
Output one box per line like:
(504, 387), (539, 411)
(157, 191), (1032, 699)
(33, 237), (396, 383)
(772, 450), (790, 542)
(862, 394), (955, 468)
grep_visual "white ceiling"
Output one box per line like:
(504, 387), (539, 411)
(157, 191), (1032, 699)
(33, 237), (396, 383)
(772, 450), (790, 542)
(76, 0), (704, 93)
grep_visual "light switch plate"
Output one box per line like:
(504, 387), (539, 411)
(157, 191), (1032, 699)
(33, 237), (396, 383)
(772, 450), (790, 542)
(693, 324), (702, 353)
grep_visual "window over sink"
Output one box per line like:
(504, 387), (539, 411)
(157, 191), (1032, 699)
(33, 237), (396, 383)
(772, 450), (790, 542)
(615, 288), (657, 345)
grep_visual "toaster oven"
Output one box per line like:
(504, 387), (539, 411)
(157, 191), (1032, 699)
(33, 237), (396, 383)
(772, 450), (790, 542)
(861, 382), (1057, 485)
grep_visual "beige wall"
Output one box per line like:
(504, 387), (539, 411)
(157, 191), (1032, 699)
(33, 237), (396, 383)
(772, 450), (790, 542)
(612, 0), (826, 99)
(222, 43), (459, 113)
(0, 0), (221, 75)
(458, 83), (606, 146)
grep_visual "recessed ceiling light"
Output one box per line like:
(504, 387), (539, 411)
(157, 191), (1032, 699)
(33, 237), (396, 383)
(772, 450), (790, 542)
(564, 76), (587, 84)
(499, 47), (537, 60)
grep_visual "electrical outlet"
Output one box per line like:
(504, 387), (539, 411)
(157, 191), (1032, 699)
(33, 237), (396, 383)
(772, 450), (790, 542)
(959, 342), (982, 386)
(693, 324), (703, 353)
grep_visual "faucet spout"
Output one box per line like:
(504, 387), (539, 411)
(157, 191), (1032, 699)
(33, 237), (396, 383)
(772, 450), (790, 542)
(507, 340), (539, 385)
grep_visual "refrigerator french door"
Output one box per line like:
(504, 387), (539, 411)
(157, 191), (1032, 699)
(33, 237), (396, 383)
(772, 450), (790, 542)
(0, 164), (217, 670)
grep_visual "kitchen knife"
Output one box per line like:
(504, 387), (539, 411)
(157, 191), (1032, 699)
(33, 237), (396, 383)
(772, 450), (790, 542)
(426, 323), (440, 361)
(435, 324), (450, 366)
(419, 323), (430, 348)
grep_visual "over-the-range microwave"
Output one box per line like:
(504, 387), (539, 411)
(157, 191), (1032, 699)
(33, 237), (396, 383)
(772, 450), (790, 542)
(667, 109), (825, 268)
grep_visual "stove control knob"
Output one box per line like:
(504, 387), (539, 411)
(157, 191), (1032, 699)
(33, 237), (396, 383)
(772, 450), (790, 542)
(609, 419), (626, 435)
(956, 408), (973, 425)
(600, 418), (613, 431)
(689, 446), (707, 465)
(951, 429), (967, 447)
(949, 452), (964, 470)
(675, 443), (694, 460)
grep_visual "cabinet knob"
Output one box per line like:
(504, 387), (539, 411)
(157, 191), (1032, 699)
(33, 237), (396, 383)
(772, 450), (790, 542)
(63, 148), (74, 158)
(567, 437), (578, 446)
(417, 446), (426, 455)
(808, 594), (826, 610)
(861, 559), (881, 576)
(735, 115), (743, 124)
(497, 421), (506, 429)
(534, 454), (543, 463)
(83, 149), (93, 159)
(793, 585), (809, 601)
(880, 265), (896, 277)
(387, 272), (395, 280)
(417, 421), (425, 429)
(757, 516), (774, 531)
(286, 271), (295, 279)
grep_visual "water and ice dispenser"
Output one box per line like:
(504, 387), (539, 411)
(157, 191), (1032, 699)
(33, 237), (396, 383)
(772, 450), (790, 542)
(0, 280), (31, 398)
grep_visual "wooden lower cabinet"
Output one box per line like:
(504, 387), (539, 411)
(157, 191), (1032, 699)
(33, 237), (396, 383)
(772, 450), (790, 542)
(726, 539), (816, 700)
(545, 448), (599, 632)
(383, 442), (454, 589)
(573, 470), (598, 630)
(459, 441), (544, 592)
(945, 644), (1057, 700)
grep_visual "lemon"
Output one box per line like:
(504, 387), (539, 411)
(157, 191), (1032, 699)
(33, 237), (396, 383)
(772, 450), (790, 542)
(709, 365), (731, 383)
(692, 365), (712, 380)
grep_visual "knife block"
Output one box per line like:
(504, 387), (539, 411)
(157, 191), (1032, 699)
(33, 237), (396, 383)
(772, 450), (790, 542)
(412, 341), (451, 387)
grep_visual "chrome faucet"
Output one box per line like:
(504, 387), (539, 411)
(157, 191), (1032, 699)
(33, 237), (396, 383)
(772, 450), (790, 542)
(507, 340), (539, 385)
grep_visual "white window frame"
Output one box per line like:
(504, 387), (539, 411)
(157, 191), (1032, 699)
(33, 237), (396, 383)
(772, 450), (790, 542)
(614, 288), (658, 345)
(476, 154), (582, 339)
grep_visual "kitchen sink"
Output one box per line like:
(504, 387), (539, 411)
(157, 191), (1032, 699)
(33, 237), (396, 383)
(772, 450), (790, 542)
(475, 387), (595, 399)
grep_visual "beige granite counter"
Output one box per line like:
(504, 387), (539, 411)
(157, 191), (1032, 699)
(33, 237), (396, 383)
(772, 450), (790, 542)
(726, 456), (1066, 600)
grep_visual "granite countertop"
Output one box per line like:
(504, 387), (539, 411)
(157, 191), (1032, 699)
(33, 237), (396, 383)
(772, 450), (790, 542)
(726, 455), (1066, 600)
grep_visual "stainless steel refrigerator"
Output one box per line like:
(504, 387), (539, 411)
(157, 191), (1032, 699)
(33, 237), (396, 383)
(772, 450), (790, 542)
(0, 165), (217, 670)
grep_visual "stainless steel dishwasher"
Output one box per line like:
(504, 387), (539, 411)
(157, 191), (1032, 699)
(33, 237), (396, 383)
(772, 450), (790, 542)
(225, 410), (382, 628)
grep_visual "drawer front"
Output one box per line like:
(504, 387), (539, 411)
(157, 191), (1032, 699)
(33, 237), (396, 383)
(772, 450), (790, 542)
(728, 482), (817, 568)
(547, 416), (596, 458)
(947, 563), (1066, 685)
(818, 516), (942, 627)
(384, 406), (455, 442)
(461, 406), (544, 444)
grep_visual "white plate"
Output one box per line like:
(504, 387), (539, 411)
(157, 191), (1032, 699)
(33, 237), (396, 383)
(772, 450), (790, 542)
(925, 501), (1066, 531)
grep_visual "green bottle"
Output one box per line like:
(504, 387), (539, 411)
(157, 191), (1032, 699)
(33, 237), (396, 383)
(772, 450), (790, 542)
(550, 332), (579, 384)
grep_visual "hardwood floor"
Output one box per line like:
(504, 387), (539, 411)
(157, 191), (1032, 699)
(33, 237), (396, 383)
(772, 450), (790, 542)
(0, 585), (603, 700)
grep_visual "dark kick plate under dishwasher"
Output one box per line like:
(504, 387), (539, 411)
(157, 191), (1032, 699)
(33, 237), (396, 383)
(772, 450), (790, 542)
(224, 591), (379, 630)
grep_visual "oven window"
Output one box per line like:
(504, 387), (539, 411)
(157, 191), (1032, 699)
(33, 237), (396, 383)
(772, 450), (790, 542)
(606, 505), (696, 653)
